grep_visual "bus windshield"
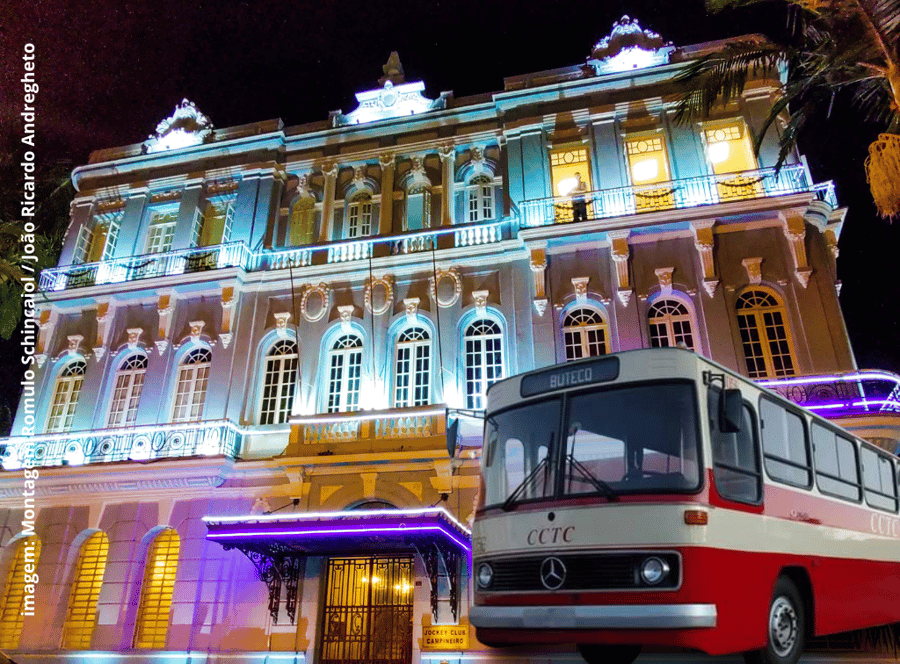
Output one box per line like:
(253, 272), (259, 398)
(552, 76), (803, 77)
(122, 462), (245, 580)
(482, 382), (700, 509)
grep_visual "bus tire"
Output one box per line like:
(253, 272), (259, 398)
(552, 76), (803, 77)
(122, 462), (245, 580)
(744, 576), (806, 664)
(577, 643), (642, 664)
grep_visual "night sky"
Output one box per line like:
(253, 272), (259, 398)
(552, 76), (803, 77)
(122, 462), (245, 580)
(1, 0), (897, 377)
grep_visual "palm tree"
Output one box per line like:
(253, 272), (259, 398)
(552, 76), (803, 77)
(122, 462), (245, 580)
(675, 0), (900, 217)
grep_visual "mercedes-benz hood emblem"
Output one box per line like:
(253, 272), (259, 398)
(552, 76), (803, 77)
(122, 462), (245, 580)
(540, 556), (567, 590)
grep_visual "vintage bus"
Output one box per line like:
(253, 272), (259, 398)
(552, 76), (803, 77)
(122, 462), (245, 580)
(468, 348), (900, 664)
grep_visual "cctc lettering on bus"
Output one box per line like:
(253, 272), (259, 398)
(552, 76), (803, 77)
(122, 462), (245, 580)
(870, 513), (900, 537)
(527, 526), (575, 545)
(549, 367), (593, 389)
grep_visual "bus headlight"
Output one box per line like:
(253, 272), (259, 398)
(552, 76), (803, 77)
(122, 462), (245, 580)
(477, 563), (494, 589)
(640, 557), (670, 585)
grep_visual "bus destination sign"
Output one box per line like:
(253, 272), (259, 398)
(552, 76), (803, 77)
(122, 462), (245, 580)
(520, 357), (620, 397)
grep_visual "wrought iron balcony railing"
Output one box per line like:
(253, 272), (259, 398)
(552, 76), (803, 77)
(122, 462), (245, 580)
(520, 165), (835, 227)
(0, 420), (244, 470)
(759, 371), (900, 419)
(40, 242), (253, 292)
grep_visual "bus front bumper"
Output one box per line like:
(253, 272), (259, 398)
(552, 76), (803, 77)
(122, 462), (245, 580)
(469, 603), (717, 630)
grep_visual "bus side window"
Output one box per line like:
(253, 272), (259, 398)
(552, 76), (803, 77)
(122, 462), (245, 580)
(760, 398), (811, 488)
(812, 422), (861, 502)
(709, 389), (761, 503)
(861, 446), (899, 512)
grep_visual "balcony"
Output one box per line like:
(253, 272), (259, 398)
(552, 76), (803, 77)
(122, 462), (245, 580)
(0, 420), (243, 470)
(287, 405), (447, 457)
(520, 165), (836, 227)
(40, 242), (253, 292)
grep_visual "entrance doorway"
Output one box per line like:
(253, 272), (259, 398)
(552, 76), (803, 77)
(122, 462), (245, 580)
(321, 555), (414, 664)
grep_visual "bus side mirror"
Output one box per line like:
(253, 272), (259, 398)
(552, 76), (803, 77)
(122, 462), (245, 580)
(446, 417), (460, 457)
(720, 389), (743, 433)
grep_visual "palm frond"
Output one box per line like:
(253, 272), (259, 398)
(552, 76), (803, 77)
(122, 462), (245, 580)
(674, 40), (787, 125)
(852, 77), (897, 124)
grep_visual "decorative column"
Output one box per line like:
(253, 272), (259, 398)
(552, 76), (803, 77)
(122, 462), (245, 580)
(319, 163), (338, 243)
(691, 220), (719, 297)
(220, 286), (236, 349)
(156, 291), (175, 354)
(93, 300), (114, 361)
(608, 230), (632, 306)
(781, 212), (813, 288)
(530, 248), (548, 316)
(439, 145), (456, 227)
(379, 153), (395, 235)
(35, 307), (56, 368)
(112, 189), (150, 259)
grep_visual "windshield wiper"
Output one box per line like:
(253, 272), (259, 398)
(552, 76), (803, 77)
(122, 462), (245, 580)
(567, 454), (619, 502)
(503, 439), (554, 512)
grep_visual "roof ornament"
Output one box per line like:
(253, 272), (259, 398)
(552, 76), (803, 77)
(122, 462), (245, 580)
(587, 15), (675, 75)
(331, 52), (450, 127)
(143, 99), (214, 153)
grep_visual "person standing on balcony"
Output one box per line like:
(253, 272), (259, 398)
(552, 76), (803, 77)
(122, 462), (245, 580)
(571, 172), (588, 221)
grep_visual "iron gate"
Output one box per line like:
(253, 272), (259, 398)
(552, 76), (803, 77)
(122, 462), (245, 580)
(321, 556), (414, 664)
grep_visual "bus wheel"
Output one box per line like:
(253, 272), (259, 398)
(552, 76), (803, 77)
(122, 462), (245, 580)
(577, 644), (642, 664)
(744, 576), (806, 664)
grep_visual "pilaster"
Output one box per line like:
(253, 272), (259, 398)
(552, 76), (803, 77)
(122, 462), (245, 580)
(691, 220), (719, 297)
(112, 189), (150, 259)
(439, 145), (456, 227)
(319, 163), (338, 243)
(378, 153), (395, 235)
(59, 200), (95, 265)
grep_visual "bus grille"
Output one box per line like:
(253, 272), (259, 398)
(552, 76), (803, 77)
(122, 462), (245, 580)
(482, 552), (680, 592)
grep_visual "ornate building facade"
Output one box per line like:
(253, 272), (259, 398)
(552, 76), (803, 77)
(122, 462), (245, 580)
(1, 17), (898, 664)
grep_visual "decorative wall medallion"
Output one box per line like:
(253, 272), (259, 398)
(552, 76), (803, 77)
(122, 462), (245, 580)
(364, 275), (394, 315)
(301, 283), (331, 322)
(429, 267), (462, 307)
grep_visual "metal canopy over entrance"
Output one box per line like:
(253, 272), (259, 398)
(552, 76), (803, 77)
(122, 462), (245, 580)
(204, 507), (471, 624)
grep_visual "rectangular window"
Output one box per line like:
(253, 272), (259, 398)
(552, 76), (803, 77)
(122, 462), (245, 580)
(549, 147), (590, 222)
(812, 423), (861, 501)
(709, 389), (761, 504)
(197, 201), (235, 247)
(146, 211), (178, 254)
(624, 133), (674, 211)
(861, 446), (898, 512)
(703, 120), (762, 201)
(760, 398), (811, 488)
(73, 225), (94, 265)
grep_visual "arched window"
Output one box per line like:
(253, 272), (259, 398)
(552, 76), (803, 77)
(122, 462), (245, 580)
(562, 308), (608, 361)
(172, 347), (212, 423)
(464, 319), (503, 409)
(347, 193), (373, 239)
(134, 529), (179, 649)
(736, 290), (797, 378)
(290, 196), (316, 246)
(261, 339), (298, 425)
(466, 174), (495, 222)
(327, 334), (363, 413)
(48, 359), (87, 433)
(648, 299), (695, 350)
(107, 353), (148, 427)
(0, 536), (42, 648)
(63, 532), (109, 649)
(394, 327), (431, 408)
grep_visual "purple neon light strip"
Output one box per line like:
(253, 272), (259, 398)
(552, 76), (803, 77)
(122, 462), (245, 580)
(759, 371), (900, 388)
(806, 399), (900, 411)
(209, 524), (471, 552)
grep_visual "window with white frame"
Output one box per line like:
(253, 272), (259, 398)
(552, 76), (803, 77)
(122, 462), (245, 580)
(47, 359), (87, 432)
(394, 327), (431, 408)
(326, 334), (363, 413)
(260, 339), (298, 425)
(346, 193), (373, 239)
(172, 347), (212, 422)
(146, 210), (178, 254)
(73, 214), (121, 264)
(562, 307), (608, 361)
(193, 200), (235, 247)
(467, 175), (495, 222)
(107, 353), (148, 427)
(648, 299), (695, 350)
(464, 319), (503, 410)
(736, 290), (797, 379)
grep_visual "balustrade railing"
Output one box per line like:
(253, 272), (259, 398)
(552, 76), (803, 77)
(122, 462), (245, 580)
(295, 406), (446, 446)
(520, 165), (820, 227)
(759, 371), (900, 419)
(0, 420), (243, 470)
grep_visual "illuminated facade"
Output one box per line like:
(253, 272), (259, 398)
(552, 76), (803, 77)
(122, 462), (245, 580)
(1, 16), (898, 664)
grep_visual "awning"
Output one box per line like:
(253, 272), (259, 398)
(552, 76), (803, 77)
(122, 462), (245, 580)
(204, 508), (470, 624)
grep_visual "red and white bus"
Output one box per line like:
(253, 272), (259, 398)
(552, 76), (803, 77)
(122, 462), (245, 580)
(468, 348), (900, 664)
